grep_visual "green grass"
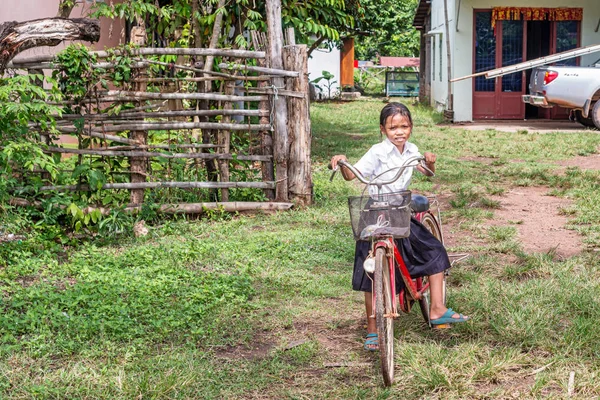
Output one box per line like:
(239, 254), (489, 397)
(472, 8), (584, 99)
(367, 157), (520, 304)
(2, 97), (600, 398)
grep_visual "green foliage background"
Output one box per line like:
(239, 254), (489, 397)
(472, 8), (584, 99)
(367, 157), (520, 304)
(354, 0), (421, 60)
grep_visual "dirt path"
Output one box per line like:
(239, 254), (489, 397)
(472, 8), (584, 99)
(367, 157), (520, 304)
(556, 153), (600, 170)
(489, 187), (582, 257)
(489, 151), (600, 256)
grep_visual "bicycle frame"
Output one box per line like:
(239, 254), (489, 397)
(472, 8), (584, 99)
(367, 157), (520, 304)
(369, 209), (436, 320)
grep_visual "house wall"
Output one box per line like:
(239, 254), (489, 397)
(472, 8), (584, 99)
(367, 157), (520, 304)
(0, 0), (125, 61)
(428, 0), (459, 113)
(450, 0), (600, 121)
(307, 45), (341, 99)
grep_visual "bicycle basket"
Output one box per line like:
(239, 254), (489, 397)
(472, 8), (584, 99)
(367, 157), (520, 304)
(347, 190), (412, 241)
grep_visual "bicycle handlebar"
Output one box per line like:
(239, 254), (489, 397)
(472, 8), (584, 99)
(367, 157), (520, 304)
(329, 156), (434, 188)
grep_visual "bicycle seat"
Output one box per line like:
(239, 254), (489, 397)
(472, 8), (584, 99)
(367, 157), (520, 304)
(410, 194), (430, 212)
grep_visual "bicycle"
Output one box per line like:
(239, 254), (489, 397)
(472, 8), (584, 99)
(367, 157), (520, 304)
(330, 155), (466, 386)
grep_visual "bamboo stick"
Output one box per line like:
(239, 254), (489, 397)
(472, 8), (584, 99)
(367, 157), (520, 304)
(34, 181), (275, 192)
(132, 76), (270, 83)
(59, 109), (268, 120)
(57, 121), (271, 132)
(140, 59), (238, 79)
(46, 127), (141, 145)
(9, 198), (292, 214)
(244, 87), (306, 99)
(155, 201), (292, 214)
(9, 47), (266, 67)
(10, 61), (150, 70)
(103, 90), (266, 102)
(43, 146), (272, 161)
(106, 144), (223, 150)
(218, 62), (299, 78)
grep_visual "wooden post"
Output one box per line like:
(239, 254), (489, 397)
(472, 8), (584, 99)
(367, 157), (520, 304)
(218, 80), (234, 201)
(340, 37), (355, 89)
(266, 0), (289, 202)
(129, 69), (148, 205)
(284, 45), (312, 206)
(252, 31), (276, 201)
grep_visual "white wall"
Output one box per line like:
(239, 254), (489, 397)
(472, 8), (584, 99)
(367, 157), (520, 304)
(428, 0), (456, 112)
(307, 45), (341, 99)
(451, 0), (600, 121)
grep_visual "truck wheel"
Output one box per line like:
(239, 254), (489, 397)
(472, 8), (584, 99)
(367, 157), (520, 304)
(591, 101), (600, 130)
(575, 109), (597, 128)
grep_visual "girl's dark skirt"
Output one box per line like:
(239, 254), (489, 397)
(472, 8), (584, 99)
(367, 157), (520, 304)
(353, 217), (450, 293)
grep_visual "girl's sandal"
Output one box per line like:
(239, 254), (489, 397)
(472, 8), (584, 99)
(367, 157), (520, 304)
(364, 333), (378, 351)
(430, 308), (469, 329)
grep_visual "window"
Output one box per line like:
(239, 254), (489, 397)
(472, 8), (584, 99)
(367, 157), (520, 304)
(474, 11), (496, 92)
(555, 21), (579, 66)
(501, 20), (523, 92)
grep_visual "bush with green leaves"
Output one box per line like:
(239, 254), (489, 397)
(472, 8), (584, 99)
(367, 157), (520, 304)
(0, 74), (63, 202)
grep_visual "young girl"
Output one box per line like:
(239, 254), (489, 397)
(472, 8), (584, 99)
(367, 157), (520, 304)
(330, 102), (469, 351)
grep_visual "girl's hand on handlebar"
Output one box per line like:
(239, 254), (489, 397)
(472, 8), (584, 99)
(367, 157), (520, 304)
(330, 155), (348, 170)
(418, 152), (436, 176)
(424, 152), (436, 166)
(330, 155), (357, 181)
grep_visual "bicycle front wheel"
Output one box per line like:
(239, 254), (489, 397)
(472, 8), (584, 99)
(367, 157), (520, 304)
(375, 247), (395, 386)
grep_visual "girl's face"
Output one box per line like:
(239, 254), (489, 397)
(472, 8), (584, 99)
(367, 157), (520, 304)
(380, 113), (412, 151)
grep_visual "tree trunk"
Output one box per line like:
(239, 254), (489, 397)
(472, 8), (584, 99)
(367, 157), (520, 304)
(266, 0), (290, 202)
(0, 18), (100, 73)
(284, 45), (312, 206)
(198, 0), (226, 201)
(252, 31), (276, 201)
(129, 69), (148, 206)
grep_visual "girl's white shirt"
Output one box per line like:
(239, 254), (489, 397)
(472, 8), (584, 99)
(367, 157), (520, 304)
(354, 138), (421, 196)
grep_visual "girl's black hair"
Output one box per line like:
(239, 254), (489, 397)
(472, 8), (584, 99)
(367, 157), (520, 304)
(379, 102), (413, 127)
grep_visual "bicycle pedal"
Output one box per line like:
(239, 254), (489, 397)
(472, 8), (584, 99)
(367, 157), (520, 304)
(431, 323), (452, 330)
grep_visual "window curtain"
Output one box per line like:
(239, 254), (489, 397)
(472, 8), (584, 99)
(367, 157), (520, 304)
(491, 7), (583, 29)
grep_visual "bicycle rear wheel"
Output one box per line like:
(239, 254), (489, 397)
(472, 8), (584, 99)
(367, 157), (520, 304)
(375, 247), (395, 386)
(418, 213), (447, 325)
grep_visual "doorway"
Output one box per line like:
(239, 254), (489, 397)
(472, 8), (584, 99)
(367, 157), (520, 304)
(473, 10), (581, 120)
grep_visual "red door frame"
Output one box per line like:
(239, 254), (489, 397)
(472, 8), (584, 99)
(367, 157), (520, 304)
(472, 10), (581, 120)
(472, 9), (497, 120)
(495, 20), (526, 119)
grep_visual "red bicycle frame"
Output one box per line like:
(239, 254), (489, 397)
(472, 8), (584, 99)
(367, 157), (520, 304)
(370, 210), (435, 318)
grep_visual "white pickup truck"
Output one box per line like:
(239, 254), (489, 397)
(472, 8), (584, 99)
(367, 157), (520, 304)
(522, 64), (600, 128)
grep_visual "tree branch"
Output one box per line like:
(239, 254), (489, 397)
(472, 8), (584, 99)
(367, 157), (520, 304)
(308, 36), (327, 57)
(0, 18), (100, 73)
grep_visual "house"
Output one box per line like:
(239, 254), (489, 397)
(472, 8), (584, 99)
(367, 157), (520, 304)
(1, 0), (125, 59)
(413, 0), (600, 121)
(308, 44), (342, 99)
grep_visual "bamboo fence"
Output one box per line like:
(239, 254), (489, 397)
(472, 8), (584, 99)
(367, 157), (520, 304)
(8, 43), (313, 213)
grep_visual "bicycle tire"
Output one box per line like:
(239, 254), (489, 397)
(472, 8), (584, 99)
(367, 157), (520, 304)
(418, 213), (447, 325)
(375, 247), (395, 386)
